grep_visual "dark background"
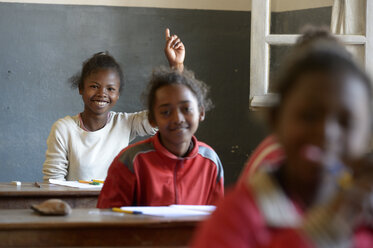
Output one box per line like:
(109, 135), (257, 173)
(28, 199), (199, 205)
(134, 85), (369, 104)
(0, 3), (331, 186)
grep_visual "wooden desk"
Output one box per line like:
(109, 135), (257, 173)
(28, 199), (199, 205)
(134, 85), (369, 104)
(0, 182), (100, 209)
(0, 208), (204, 247)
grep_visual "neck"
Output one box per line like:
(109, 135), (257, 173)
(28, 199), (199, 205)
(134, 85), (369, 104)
(277, 164), (318, 208)
(159, 135), (193, 157)
(80, 111), (109, 131)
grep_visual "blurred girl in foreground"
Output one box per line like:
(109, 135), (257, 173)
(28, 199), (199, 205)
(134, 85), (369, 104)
(191, 28), (373, 248)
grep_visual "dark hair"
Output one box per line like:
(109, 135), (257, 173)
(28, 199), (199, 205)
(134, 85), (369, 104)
(143, 67), (213, 122)
(69, 51), (124, 93)
(270, 27), (372, 122)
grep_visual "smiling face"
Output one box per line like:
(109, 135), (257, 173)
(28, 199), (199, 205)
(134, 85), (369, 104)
(151, 84), (205, 157)
(274, 71), (371, 187)
(79, 69), (120, 117)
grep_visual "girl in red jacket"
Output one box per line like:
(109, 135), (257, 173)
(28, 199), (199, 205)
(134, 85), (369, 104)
(191, 28), (373, 248)
(97, 67), (224, 208)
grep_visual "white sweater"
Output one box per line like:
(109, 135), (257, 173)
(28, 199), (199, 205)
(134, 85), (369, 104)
(42, 111), (155, 181)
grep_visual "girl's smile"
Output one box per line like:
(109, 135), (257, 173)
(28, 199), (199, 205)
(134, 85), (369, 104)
(151, 84), (205, 157)
(79, 69), (120, 117)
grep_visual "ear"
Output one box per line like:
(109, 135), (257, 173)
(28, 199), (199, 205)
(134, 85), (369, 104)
(79, 87), (83, 96)
(199, 107), (205, 122)
(148, 114), (157, 128)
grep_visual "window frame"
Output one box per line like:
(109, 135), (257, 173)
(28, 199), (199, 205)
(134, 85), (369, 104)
(250, 0), (372, 109)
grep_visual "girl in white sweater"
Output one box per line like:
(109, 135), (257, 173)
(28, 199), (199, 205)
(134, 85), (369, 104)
(43, 28), (185, 181)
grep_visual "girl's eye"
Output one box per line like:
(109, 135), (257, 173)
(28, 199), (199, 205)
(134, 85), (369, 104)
(90, 85), (98, 89)
(160, 110), (170, 116)
(183, 107), (193, 113)
(108, 87), (116, 92)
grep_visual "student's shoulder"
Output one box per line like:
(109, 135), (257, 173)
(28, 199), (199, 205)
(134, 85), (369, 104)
(197, 140), (215, 151)
(51, 115), (77, 131)
(196, 140), (222, 166)
(197, 140), (218, 156)
(116, 137), (156, 172)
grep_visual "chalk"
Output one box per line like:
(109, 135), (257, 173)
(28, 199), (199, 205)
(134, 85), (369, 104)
(11, 181), (21, 186)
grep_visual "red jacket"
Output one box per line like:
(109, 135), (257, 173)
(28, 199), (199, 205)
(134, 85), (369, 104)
(238, 134), (284, 184)
(191, 169), (373, 248)
(97, 133), (224, 208)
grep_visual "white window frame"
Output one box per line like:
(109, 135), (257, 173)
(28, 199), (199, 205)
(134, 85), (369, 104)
(250, 0), (373, 109)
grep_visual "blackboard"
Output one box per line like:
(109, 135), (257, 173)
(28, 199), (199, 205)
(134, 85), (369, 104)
(0, 2), (331, 185)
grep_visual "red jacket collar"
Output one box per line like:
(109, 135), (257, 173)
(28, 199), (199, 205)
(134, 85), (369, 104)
(152, 132), (199, 160)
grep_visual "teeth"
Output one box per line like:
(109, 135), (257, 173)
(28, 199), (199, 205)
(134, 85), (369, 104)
(94, 101), (108, 107)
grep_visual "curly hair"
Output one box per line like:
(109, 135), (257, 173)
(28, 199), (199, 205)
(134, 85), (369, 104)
(143, 67), (213, 122)
(68, 51), (124, 93)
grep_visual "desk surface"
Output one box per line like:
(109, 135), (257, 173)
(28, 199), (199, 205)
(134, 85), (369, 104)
(0, 182), (100, 209)
(0, 208), (204, 247)
(0, 182), (100, 195)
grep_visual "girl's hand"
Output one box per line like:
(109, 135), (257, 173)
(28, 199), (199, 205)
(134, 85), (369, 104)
(164, 28), (185, 72)
(301, 160), (373, 247)
(329, 154), (373, 226)
(347, 154), (373, 221)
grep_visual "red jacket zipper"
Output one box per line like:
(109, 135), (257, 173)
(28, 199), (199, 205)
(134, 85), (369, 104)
(174, 160), (182, 204)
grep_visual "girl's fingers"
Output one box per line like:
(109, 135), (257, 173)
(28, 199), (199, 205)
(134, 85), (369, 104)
(171, 38), (181, 48)
(175, 42), (185, 50)
(165, 28), (171, 40)
(174, 43), (184, 50)
(165, 31), (184, 50)
(165, 36), (175, 49)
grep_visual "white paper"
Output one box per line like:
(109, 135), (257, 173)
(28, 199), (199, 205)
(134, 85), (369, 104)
(49, 179), (103, 189)
(169, 204), (216, 213)
(119, 205), (214, 217)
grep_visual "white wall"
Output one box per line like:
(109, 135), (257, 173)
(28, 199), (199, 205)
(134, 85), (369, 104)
(0, 0), (333, 11)
(272, 0), (333, 12)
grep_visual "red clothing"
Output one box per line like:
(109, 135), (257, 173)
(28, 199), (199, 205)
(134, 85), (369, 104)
(191, 169), (373, 248)
(191, 173), (310, 248)
(238, 134), (284, 184)
(97, 133), (224, 208)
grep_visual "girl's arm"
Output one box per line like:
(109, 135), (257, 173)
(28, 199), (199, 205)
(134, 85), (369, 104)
(128, 110), (157, 141)
(207, 176), (224, 206)
(42, 121), (69, 181)
(207, 153), (224, 205)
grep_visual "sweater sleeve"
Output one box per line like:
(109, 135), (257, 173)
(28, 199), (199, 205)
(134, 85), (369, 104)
(42, 120), (69, 181)
(207, 176), (224, 205)
(127, 110), (157, 141)
(96, 152), (136, 208)
(207, 156), (224, 205)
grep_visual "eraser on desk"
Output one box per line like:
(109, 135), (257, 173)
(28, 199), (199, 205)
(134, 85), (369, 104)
(11, 181), (21, 186)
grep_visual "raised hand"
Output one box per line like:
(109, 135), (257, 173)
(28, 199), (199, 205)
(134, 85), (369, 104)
(164, 28), (185, 72)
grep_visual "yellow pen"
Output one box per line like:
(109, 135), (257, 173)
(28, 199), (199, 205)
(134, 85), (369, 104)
(92, 179), (105, 184)
(112, 207), (142, 215)
(78, 180), (91, 184)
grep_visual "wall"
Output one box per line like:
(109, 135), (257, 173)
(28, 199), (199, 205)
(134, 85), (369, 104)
(0, 2), (332, 185)
(0, 0), (333, 11)
(271, 0), (332, 12)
